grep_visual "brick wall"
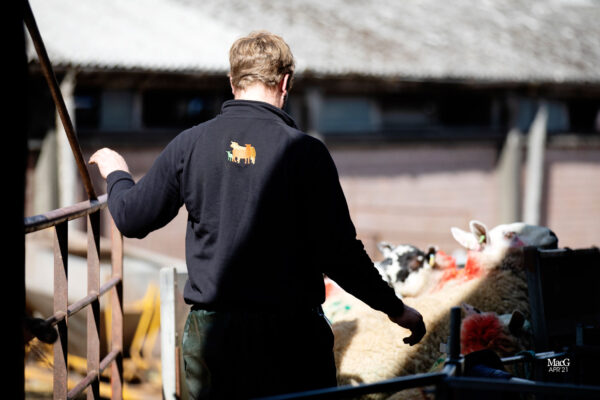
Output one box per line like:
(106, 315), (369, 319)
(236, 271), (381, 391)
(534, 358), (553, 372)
(333, 142), (600, 260)
(331, 144), (500, 260)
(545, 147), (600, 249)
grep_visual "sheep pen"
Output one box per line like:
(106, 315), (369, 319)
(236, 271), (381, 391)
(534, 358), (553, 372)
(323, 221), (558, 398)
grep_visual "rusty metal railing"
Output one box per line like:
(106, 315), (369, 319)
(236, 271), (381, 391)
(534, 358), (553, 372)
(23, 0), (97, 200)
(24, 0), (124, 398)
(25, 201), (124, 400)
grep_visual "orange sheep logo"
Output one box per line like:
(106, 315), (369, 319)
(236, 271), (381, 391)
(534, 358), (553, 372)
(229, 141), (256, 164)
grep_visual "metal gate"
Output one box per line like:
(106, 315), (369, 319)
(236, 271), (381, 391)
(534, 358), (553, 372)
(24, 1), (124, 398)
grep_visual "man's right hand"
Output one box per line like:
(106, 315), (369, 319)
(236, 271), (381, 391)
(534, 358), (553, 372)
(388, 305), (426, 346)
(89, 147), (130, 179)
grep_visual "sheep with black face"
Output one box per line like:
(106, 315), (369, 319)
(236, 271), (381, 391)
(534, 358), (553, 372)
(375, 243), (437, 298)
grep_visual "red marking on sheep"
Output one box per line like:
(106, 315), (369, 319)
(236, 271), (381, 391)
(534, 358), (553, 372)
(435, 250), (456, 270)
(435, 251), (484, 291)
(324, 277), (342, 298)
(461, 312), (513, 355)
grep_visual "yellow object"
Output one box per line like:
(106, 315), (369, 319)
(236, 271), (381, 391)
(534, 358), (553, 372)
(129, 283), (162, 373)
(26, 283), (164, 398)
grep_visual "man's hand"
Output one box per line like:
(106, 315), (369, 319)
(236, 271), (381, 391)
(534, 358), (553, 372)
(89, 148), (130, 179)
(388, 305), (426, 346)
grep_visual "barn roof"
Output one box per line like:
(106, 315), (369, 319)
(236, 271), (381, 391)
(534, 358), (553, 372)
(26, 0), (600, 84)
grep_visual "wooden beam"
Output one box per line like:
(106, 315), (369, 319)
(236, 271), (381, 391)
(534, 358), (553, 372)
(523, 103), (548, 225)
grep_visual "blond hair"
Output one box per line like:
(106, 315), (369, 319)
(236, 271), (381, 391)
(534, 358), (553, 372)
(229, 31), (295, 92)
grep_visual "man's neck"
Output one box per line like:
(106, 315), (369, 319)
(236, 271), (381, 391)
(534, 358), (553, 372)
(234, 84), (283, 109)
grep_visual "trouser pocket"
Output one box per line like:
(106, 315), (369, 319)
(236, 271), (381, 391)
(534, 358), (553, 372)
(181, 310), (215, 400)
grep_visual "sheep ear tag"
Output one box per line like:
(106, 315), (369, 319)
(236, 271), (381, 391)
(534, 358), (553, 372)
(469, 220), (488, 243)
(228, 140), (256, 165)
(451, 227), (480, 250)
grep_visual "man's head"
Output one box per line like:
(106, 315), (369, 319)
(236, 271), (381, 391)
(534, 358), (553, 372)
(229, 31), (295, 102)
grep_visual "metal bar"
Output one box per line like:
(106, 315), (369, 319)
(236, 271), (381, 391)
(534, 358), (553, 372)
(440, 363), (457, 377)
(110, 219), (124, 400)
(23, 0), (97, 200)
(444, 377), (600, 397)
(45, 277), (121, 327)
(99, 276), (122, 297)
(53, 222), (68, 400)
(87, 211), (101, 400)
(99, 349), (121, 375)
(67, 371), (97, 400)
(436, 353), (460, 400)
(257, 372), (447, 400)
(57, 348), (120, 399)
(57, 293), (97, 324)
(25, 194), (107, 233)
(501, 351), (567, 365)
(448, 307), (461, 366)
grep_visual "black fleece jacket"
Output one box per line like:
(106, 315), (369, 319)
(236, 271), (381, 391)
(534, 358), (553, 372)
(107, 100), (404, 316)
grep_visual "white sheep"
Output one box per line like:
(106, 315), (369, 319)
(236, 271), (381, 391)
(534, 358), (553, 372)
(450, 220), (558, 270)
(324, 221), (557, 398)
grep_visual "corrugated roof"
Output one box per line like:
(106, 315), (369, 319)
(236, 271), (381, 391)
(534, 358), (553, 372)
(26, 0), (600, 83)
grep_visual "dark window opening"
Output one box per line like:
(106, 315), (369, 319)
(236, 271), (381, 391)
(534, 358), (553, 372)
(74, 88), (101, 129)
(317, 97), (378, 135)
(437, 94), (492, 127)
(568, 99), (600, 134)
(378, 95), (437, 131)
(143, 90), (217, 129)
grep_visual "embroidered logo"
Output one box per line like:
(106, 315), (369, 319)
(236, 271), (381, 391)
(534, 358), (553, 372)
(228, 141), (256, 165)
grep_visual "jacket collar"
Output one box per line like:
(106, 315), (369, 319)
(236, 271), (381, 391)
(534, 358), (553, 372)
(220, 99), (298, 129)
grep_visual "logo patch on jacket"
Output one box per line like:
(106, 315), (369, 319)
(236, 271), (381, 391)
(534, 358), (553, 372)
(227, 141), (256, 165)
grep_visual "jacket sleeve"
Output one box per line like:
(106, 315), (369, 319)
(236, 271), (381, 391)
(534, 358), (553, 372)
(303, 139), (405, 316)
(106, 135), (185, 239)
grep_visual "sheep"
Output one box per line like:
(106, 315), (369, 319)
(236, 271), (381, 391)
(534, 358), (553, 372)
(324, 221), (557, 398)
(327, 266), (530, 388)
(460, 302), (529, 358)
(451, 220), (558, 252)
(435, 220), (558, 290)
(374, 243), (438, 298)
(229, 141), (257, 164)
(373, 220), (558, 298)
(450, 220), (557, 273)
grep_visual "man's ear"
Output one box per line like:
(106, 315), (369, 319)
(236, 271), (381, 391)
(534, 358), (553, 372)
(229, 76), (236, 96)
(280, 74), (290, 95)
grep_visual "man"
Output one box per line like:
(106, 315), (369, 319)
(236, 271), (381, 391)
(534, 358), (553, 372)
(90, 31), (425, 399)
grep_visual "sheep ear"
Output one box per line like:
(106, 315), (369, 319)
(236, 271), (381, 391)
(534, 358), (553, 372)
(451, 227), (480, 250)
(470, 220), (487, 237)
(377, 242), (394, 257)
(470, 220), (488, 245)
(461, 302), (481, 315)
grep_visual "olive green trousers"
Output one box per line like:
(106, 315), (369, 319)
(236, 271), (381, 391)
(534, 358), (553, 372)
(182, 307), (338, 399)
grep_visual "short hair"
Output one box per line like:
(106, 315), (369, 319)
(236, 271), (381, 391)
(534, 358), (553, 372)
(229, 31), (295, 92)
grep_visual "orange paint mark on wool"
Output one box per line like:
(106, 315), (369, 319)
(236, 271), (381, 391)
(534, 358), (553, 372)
(324, 277), (341, 298)
(461, 313), (506, 354)
(435, 250), (456, 270)
(464, 251), (483, 279)
(435, 251), (484, 291)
